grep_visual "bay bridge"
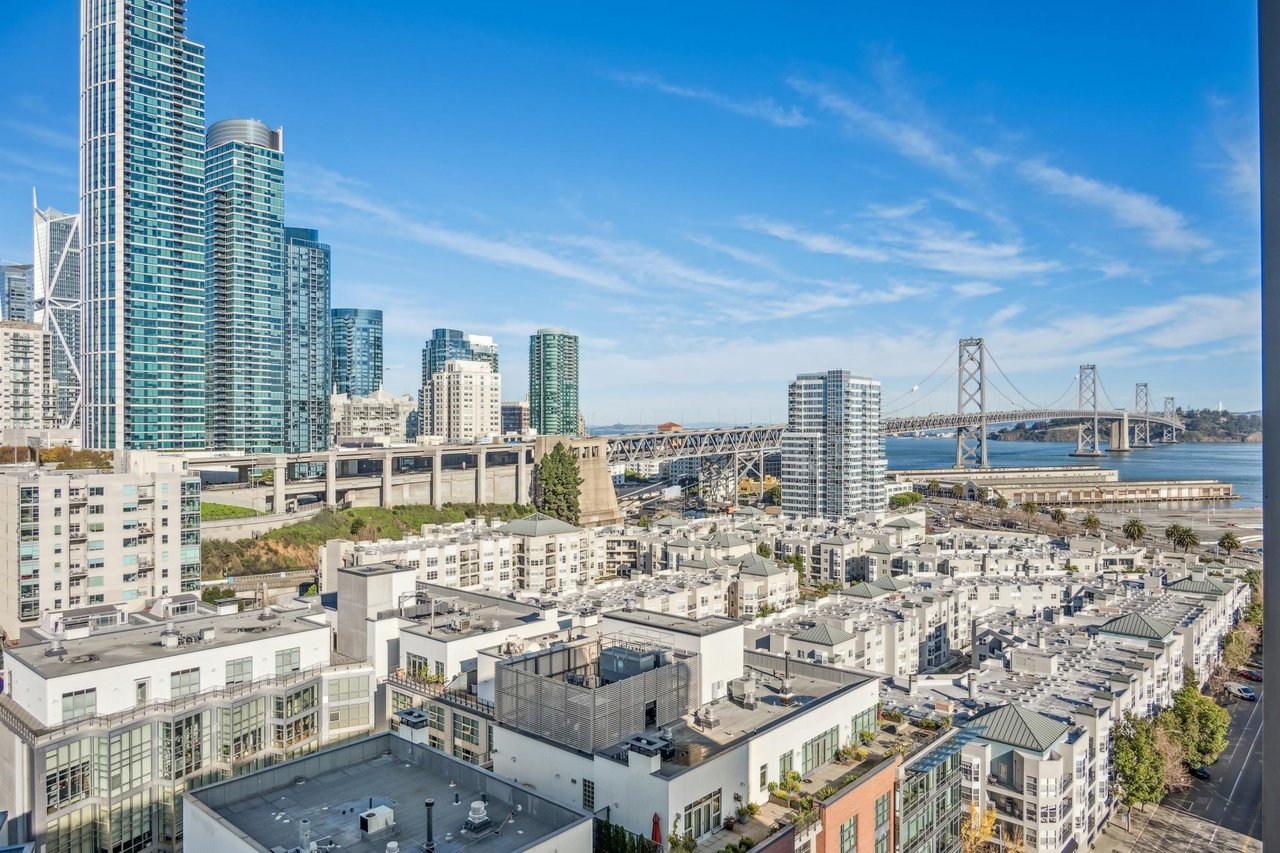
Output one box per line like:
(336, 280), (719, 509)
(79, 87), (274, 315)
(604, 337), (1182, 467)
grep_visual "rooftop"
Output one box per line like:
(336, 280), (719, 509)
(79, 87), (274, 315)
(8, 603), (326, 678)
(186, 733), (590, 853)
(603, 608), (741, 637)
(498, 512), (580, 536)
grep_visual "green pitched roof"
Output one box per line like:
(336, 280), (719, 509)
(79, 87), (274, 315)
(736, 552), (786, 577)
(964, 703), (1070, 752)
(650, 516), (686, 529)
(1165, 576), (1230, 596)
(865, 543), (896, 556)
(1097, 612), (1175, 641)
(845, 581), (891, 599)
(792, 623), (855, 646)
(499, 512), (580, 536)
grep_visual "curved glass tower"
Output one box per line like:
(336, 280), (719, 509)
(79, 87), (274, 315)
(528, 328), (579, 436)
(331, 308), (383, 397)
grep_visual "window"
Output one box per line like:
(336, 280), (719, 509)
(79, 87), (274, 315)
(171, 668), (200, 699)
(226, 656), (253, 685)
(760, 763), (768, 790)
(453, 712), (481, 745)
(275, 647), (301, 676)
(802, 726), (839, 774)
(45, 740), (94, 813)
(329, 704), (370, 729)
(135, 680), (149, 705)
(391, 691), (415, 713)
(876, 792), (890, 829)
(274, 685), (318, 718)
(840, 816), (858, 853)
(328, 675), (370, 701)
(780, 750), (794, 777)
(61, 689), (96, 722)
(160, 711), (210, 779)
(582, 778), (595, 811)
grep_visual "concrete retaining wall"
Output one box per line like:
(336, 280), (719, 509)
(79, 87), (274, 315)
(201, 506), (325, 542)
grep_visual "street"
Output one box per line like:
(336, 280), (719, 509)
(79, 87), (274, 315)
(1112, 682), (1263, 852)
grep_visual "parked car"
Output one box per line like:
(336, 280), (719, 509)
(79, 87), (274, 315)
(1188, 764), (1212, 781)
(1237, 669), (1263, 683)
(1226, 682), (1258, 701)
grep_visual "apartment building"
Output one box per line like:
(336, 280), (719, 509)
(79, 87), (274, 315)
(329, 389), (415, 446)
(0, 464), (201, 638)
(0, 322), (54, 431)
(0, 600), (375, 853)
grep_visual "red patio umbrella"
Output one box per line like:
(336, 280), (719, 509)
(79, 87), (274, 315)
(651, 812), (663, 846)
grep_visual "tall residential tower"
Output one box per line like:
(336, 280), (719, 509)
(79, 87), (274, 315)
(781, 370), (887, 518)
(420, 328), (497, 437)
(0, 265), (33, 323)
(33, 200), (81, 428)
(529, 328), (579, 436)
(81, 0), (207, 449)
(285, 227), (332, 452)
(331, 308), (383, 396)
(205, 119), (286, 452)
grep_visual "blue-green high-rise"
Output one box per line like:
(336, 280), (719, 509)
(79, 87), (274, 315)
(286, 227), (332, 452)
(81, 0), (207, 449)
(529, 328), (580, 436)
(331, 308), (383, 396)
(205, 119), (286, 452)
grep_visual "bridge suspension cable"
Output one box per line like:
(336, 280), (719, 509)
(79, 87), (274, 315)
(984, 347), (1049, 410)
(1094, 370), (1123, 412)
(881, 344), (958, 415)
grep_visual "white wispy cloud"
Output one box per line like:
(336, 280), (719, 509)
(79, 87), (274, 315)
(3, 120), (77, 150)
(952, 281), (1000, 297)
(887, 221), (1058, 279)
(1018, 160), (1212, 253)
(788, 77), (964, 175)
(737, 215), (888, 262)
(1206, 98), (1259, 213)
(611, 72), (812, 128)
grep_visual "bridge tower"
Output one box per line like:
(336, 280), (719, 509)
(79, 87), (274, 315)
(1162, 396), (1178, 443)
(1132, 383), (1153, 448)
(955, 338), (988, 468)
(1071, 365), (1104, 457)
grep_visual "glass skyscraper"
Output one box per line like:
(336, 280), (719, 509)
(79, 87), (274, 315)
(528, 328), (579, 436)
(285, 227), (332, 452)
(81, 0), (207, 449)
(331, 308), (383, 396)
(205, 119), (286, 452)
(421, 328), (499, 386)
(781, 370), (887, 519)
(33, 201), (81, 429)
(0, 264), (34, 323)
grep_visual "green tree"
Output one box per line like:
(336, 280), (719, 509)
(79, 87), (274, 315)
(949, 484), (965, 500)
(976, 486), (990, 503)
(890, 491), (924, 508)
(1164, 523), (1184, 546)
(1174, 526), (1199, 553)
(756, 542), (773, 558)
(1111, 713), (1165, 808)
(993, 496), (1009, 510)
(766, 483), (782, 505)
(201, 585), (236, 605)
(1050, 507), (1067, 526)
(1122, 518), (1148, 546)
(535, 442), (582, 525)
(1018, 501), (1038, 517)
(1157, 682), (1230, 767)
(637, 514), (650, 529)
(1217, 531), (1241, 557)
(1081, 512), (1102, 535)
(926, 479), (941, 496)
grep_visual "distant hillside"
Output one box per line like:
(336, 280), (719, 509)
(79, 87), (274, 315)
(995, 409), (1262, 443)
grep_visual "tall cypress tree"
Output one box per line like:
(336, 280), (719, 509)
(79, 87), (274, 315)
(536, 441), (582, 525)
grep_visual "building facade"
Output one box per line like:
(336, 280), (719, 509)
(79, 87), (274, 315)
(528, 328), (579, 436)
(329, 390), (415, 446)
(782, 370), (887, 519)
(426, 359), (502, 442)
(500, 399), (529, 434)
(33, 202), (81, 429)
(283, 228), (332, 453)
(205, 119), (286, 453)
(81, 0), (207, 450)
(0, 603), (375, 853)
(0, 322), (54, 434)
(1, 264), (34, 323)
(330, 308), (383, 397)
(0, 466), (201, 638)
(421, 329), (498, 388)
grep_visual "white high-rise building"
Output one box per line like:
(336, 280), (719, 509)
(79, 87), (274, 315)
(0, 321), (54, 433)
(782, 370), (887, 518)
(426, 359), (502, 442)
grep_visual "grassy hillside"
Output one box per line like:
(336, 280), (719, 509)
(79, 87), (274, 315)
(201, 502), (260, 521)
(201, 503), (532, 577)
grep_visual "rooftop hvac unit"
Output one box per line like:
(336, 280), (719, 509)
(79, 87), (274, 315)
(359, 805), (395, 837)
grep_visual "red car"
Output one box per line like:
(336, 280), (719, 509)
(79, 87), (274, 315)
(1236, 669), (1263, 683)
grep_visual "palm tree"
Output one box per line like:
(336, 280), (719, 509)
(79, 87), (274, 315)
(993, 496), (1010, 510)
(927, 479), (941, 497)
(1019, 501), (1039, 518)
(1175, 526), (1199, 553)
(1049, 507), (1067, 526)
(1218, 531), (1241, 557)
(1121, 518), (1147, 545)
(1164, 524), (1181, 546)
(950, 484), (964, 500)
(976, 486), (990, 503)
(1081, 512), (1102, 535)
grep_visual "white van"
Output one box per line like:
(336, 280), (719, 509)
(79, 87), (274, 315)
(1225, 682), (1258, 702)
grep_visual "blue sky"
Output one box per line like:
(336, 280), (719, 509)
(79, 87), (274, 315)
(0, 2), (1261, 423)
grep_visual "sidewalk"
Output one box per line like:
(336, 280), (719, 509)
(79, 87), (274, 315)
(1091, 808), (1154, 853)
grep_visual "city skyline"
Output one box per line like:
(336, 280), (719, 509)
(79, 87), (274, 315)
(0, 3), (1261, 423)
